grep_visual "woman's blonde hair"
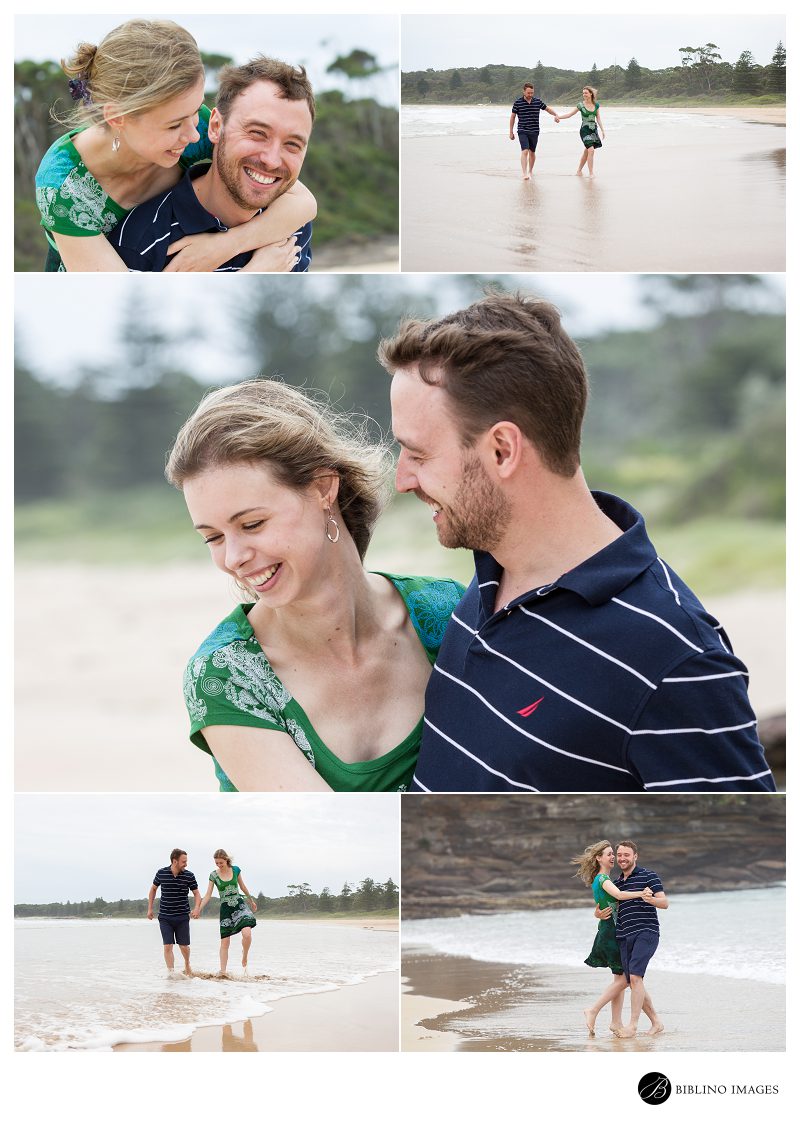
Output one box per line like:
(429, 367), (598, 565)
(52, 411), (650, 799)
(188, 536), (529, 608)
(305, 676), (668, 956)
(166, 379), (394, 561)
(582, 86), (598, 105)
(213, 848), (233, 867)
(571, 839), (612, 886)
(58, 19), (203, 127)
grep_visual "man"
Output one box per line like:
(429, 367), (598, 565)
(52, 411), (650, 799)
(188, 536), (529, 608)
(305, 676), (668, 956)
(609, 841), (667, 1038)
(509, 83), (560, 179)
(380, 292), (776, 793)
(110, 56), (314, 271)
(148, 848), (201, 975)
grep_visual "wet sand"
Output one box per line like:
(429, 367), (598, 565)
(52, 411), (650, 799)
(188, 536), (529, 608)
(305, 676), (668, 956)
(116, 969), (399, 1052)
(313, 235), (398, 272)
(402, 950), (784, 1052)
(15, 563), (785, 790)
(401, 106), (785, 272)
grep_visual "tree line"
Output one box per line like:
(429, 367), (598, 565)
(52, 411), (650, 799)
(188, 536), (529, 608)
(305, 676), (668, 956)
(15, 877), (399, 918)
(15, 47), (398, 270)
(403, 41), (786, 104)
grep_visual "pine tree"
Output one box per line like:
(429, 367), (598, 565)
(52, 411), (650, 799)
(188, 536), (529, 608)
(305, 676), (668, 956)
(767, 41), (786, 94)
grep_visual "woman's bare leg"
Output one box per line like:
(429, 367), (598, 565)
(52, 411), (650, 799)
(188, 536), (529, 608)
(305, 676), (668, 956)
(588, 147), (596, 177)
(241, 927), (252, 969)
(577, 149), (588, 175)
(219, 936), (230, 975)
(583, 973), (627, 1035)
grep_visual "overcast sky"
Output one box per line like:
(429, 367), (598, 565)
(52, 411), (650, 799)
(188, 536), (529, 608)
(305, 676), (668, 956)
(15, 273), (785, 389)
(14, 13), (399, 107)
(15, 794), (399, 903)
(401, 15), (784, 72)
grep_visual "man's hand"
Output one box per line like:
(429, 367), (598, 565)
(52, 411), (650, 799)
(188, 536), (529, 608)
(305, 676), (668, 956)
(147, 909), (154, 920)
(190, 908), (200, 920)
(642, 886), (653, 898)
(554, 115), (561, 123)
(509, 132), (515, 140)
(597, 905), (613, 920)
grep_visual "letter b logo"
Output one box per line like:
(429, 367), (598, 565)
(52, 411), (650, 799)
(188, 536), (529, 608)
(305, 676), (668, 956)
(638, 1074), (672, 1104)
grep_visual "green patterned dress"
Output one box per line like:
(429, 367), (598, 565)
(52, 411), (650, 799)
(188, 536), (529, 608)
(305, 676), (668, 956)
(209, 866), (257, 939)
(184, 573), (466, 792)
(584, 872), (623, 973)
(578, 101), (603, 148)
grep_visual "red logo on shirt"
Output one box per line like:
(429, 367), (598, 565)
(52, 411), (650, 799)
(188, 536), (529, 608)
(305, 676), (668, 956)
(517, 697), (544, 717)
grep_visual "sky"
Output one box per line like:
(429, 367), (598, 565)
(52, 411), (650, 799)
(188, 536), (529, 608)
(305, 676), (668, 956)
(15, 273), (785, 389)
(14, 13), (399, 107)
(401, 15), (785, 72)
(15, 793), (399, 903)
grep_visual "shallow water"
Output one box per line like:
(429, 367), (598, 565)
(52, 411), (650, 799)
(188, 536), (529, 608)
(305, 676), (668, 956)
(403, 886), (785, 985)
(15, 917), (398, 1050)
(401, 106), (785, 271)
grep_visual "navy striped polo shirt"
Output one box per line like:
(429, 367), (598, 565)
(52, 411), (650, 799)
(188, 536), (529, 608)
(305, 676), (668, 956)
(152, 866), (199, 916)
(614, 866), (664, 938)
(511, 95), (547, 132)
(412, 492), (775, 794)
(109, 164), (312, 273)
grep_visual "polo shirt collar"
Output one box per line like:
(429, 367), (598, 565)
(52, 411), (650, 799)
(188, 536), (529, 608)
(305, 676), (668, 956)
(474, 491), (656, 611)
(615, 863), (640, 885)
(172, 164), (262, 236)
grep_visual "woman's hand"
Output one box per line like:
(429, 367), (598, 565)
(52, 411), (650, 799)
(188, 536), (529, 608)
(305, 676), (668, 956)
(250, 898), (258, 913)
(163, 232), (237, 272)
(241, 237), (300, 273)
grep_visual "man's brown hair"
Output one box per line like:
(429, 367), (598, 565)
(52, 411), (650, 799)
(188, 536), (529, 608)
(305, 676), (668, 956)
(616, 840), (638, 855)
(170, 848), (187, 863)
(215, 54), (315, 122)
(378, 291), (588, 476)
(523, 82), (534, 90)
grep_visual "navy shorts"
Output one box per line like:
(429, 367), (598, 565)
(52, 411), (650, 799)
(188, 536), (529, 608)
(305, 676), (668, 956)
(618, 930), (659, 980)
(158, 914), (191, 946)
(517, 129), (540, 151)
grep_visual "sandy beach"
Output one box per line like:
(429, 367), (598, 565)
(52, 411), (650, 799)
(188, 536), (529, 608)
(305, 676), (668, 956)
(401, 105), (785, 271)
(402, 950), (784, 1052)
(116, 969), (399, 1052)
(15, 562), (784, 790)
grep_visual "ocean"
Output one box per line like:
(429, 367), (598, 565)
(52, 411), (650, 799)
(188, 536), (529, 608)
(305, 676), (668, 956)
(15, 917), (398, 1050)
(403, 886), (785, 985)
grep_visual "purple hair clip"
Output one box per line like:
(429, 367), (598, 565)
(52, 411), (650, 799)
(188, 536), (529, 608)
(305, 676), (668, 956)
(68, 77), (92, 105)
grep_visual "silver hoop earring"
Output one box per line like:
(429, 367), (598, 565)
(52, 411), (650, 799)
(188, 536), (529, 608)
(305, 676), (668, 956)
(111, 132), (120, 153)
(325, 510), (340, 544)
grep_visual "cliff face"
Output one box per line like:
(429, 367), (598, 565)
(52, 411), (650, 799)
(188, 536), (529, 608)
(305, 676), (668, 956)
(401, 794), (785, 919)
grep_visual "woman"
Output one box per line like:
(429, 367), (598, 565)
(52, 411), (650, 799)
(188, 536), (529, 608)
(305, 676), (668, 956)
(558, 87), (605, 177)
(571, 840), (651, 1036)
(35, 19), (315, 271)
(166, 379), (465, 793)
(197, 849), (258, 976)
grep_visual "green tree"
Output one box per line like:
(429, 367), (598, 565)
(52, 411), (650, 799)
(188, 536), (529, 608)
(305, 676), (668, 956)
(417, 75), (430, 98)
(327, 49), (382, 81)
(383, 877), (399, 909)
(449, 70), (462, 89)
(534, 61), (545, 88)
(339, 881), (354, 912)
(678, 44), (722, 92)
(479, 66), (493, 86)
(625, 58), (642, 89)
(732, 50), (758, 95)
(767, 41), (786, 94)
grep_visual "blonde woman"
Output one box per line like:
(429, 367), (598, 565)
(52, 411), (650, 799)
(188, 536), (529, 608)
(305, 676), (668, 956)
(197, 849), (258, 976)
(558, 86), (605, 177)
(571, 840), (652, 1036)
(35, 19), (315, 271)
(166, 379), (465, 793)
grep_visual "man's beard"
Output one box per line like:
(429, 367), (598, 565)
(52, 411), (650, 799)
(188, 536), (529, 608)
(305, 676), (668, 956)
(434, 452), (511, 553)
(214, 131), (293, 212)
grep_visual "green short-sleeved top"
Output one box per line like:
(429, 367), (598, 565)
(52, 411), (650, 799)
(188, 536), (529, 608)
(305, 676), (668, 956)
(592, 872), (617, 920)
(184, 573), (466, 793)
(209, 866), (243, 900)
(578, 102), (599, 124)
(35, 103), (212, 250)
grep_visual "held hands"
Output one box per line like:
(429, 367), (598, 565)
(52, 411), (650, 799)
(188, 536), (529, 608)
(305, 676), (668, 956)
(554, 115), (561, 123)
(640, 886), (655, 905)
(190, 908), (200, 919)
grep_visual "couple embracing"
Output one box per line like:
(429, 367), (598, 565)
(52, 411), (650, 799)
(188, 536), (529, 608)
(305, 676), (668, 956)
(574, 839), (667, 1039)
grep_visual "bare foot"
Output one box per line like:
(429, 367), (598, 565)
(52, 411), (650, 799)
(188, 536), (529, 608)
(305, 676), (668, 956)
(182, 967), (193, 977)
(523, 173), (530, 180)
(583, 1008), (597, 1036)
(216, 970), (229, 979)
(646, 1020), (665, 1036)
(609, 1022), (624, 1037)
(576, 170), (584, 176)
(617, 1026), (637, 1039)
